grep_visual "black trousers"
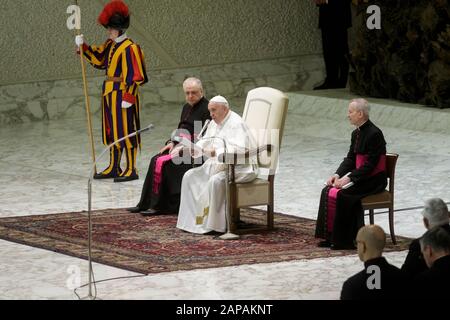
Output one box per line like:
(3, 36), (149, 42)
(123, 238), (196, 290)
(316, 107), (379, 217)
(315, 173), (387, 246)
(136, 153), (193, 214)
(321, 27), (350, 87)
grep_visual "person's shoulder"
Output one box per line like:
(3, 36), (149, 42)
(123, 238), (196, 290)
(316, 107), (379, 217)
(126, 40), (145, 52)
(366, 120), (386, 140)
(385, 261), (403, 275)
(199, 97), (209, 108)
(367, 119), (384, 132)
(231, 110), (241, 117)
(340, 270), (367, 299)
(345, 269), (366, 284)
(224, 112), (245, 129)
(127, 38), (139, 45)
(235, 112), (249, 126)
(407, 237), (421, 251)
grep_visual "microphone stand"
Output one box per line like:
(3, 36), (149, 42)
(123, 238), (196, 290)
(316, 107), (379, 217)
(82, 124), (154, 300)
(196, 119), (210, 141)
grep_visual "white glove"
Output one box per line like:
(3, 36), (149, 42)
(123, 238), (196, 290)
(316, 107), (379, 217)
(121, 101), (133, 109)
(75, 34), (84, 47)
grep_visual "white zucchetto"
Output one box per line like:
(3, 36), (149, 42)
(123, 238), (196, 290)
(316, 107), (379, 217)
(210, 95), (229, 106)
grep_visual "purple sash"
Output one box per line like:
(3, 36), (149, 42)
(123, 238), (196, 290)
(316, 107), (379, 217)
(326, 154), (387, 232)
(152, 155), (173, 195)
(152, 133), (192, 195)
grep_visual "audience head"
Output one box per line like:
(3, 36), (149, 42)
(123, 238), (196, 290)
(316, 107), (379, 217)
(348, 98), (370, 127)
(355, 225), (386, 262)
(183, 77), (204, 106)
(420, 226), (450, 268)
(208, 95), (230, 124)
(422, 198), (449, 229)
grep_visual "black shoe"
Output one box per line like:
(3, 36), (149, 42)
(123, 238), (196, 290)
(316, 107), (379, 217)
(140, 208), (160, 216)
(318, 240), (332, 248)
(114, 173), (139, 183)
(93, 171), (119, 179)
(331, 243), (356, 250)
(127, 206), (142, 213)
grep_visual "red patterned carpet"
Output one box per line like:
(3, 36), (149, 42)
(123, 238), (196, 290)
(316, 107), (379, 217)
(0, 208), (410, 274)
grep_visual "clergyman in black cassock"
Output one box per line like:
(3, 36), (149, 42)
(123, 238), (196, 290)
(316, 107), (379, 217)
(315, 99), (387, 249)
(128, 78), (210, 214)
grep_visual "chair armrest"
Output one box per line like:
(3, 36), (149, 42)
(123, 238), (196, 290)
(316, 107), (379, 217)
(217, 144), (273, 164)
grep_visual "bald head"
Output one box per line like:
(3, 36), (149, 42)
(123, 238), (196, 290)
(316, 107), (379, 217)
(356, 225), (386, 261)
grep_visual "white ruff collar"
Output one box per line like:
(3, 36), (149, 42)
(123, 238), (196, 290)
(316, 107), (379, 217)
(114, 33), (128, 43)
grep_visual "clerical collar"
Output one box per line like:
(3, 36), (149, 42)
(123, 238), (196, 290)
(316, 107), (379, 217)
(114, 33), (128, 43)
(357, 119), (369, 130)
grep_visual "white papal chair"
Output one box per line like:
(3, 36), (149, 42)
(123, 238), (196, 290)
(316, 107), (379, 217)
(220, 87), (289, 233)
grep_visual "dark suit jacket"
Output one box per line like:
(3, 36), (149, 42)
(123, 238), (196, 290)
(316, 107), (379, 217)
(341, 257), (406, 300)
(401, 224), (450, 279)
(414, 255), (450, 300)
(318, 0), (352, 30)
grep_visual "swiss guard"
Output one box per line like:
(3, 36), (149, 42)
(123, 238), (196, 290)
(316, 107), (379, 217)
(75, 0), (148, 182)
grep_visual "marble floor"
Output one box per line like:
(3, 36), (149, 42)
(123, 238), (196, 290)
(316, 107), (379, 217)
(0, 90), (449, 300)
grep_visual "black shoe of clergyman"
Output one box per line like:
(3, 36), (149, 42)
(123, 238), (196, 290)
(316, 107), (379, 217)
(331, 243), (356, 250)
(318, 240), (332, 248)
(114, 173), (139, 183)
(140, 208), (160, 216)
(127, 206), (142, 213)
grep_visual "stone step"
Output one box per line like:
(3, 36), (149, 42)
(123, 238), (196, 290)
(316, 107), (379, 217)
(287, 89), (450, 135)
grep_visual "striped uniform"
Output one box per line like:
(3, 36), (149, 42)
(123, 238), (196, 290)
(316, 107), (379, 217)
(82, 38), (148, 177)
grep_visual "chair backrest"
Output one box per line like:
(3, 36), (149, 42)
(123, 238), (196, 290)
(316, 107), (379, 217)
(242, 87), (289, 173)
(386, 153), (399, 194)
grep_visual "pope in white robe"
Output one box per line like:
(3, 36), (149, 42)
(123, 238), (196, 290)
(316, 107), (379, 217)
(176, 95), (258, 234)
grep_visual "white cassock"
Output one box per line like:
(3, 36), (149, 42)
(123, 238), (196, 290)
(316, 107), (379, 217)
(176, 110), (258, 234)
